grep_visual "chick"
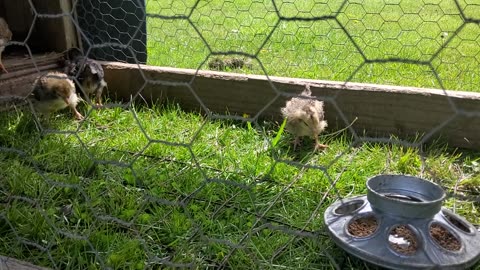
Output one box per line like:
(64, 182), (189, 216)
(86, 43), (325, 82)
(29, 71), (84, 120)
(64, 48), (107, 106)
(0, 17), (13, 73)
(281, 85), (328, 151)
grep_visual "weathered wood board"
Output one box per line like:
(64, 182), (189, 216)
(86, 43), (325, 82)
(0, 255), (50, 270)
(0, 52), (63, 97)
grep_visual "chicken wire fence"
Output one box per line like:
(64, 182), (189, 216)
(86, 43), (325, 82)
(1, 0), (480, 269)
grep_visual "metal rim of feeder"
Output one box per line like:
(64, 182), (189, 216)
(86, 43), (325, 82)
(366, 174), (446, 219)
(324, 174), (480, 270)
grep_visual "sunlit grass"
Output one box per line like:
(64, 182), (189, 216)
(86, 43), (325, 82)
(0, 103), (478, 269)
(146, 0), (480, 91)
(0, 1), (479, 269)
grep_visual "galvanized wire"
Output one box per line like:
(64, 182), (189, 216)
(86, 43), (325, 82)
(0, 0), (479, 269)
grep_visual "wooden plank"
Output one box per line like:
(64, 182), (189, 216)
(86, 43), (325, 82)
(0, 255), (50, 270)
(1, 52), (64, 76)
(101, 62), (480, 150)
(0, 53), (64, 97)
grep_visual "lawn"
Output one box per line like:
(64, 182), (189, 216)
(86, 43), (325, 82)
(0, 103), (479, 269)
(146, 0), (480, 92)
(0, 1), (480, 269)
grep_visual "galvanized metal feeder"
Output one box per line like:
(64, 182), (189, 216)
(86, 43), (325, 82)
(324, 175), (480, 270)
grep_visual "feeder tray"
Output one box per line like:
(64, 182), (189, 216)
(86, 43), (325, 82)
(324, 175), (480, 270)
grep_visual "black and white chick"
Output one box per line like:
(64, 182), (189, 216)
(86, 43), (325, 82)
(281, 85), (328, 151)
(29, 71), (84, 120)
(0, 17), (12, 73)
(64, 48), (107, 106)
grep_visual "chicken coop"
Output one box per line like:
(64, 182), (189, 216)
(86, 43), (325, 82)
(0, 0), (145, 97)
(1, 0), (480, 269)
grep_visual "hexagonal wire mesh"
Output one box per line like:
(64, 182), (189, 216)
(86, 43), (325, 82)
(0, 0), (480, 269)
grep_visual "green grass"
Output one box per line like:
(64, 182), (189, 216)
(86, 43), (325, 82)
(146, 0), (480, 92)
(1, 1), (480, 269)
(0, 103), (479, 269)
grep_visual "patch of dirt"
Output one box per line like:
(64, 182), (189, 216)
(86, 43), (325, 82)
(389, 225), (418, 255)
(347, 215), (378, 237)
(430, 223), (461, 251)
(207, 57), (252, 71)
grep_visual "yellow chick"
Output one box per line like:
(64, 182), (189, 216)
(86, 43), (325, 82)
(281, 85), (328, 151)
(29, 71), (84, 120)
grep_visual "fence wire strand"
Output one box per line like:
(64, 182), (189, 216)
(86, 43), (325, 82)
(0, 0), (480, 269)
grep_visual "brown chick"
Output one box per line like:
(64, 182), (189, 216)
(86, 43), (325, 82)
(281, 85), (328, 151)
(29, 71), (84, 120)
(0, 17), (13, 73)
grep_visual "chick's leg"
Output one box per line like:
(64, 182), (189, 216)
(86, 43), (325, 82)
(63, 97), (84, 120)
(95, 93), (102, 106)
(0, 59), (7, 73)
(95, 86), (103, 106)
(293, 136), (301, 151)
(71, 106), (84, 120)
(314, 136), (328, 151)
